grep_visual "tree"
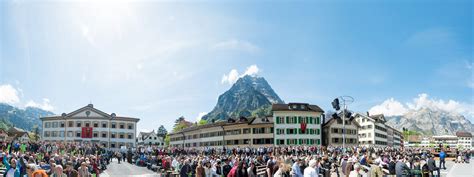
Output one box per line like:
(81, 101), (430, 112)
(173, 116), (191, 132)
(198, 119), (208, 126)
(31, 124), (40, 141)
(164, 134), (170, 146)
(157, 125), (168, 137)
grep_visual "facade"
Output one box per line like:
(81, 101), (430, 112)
(40, 104), (139, 150)
(455, 131), (472, 149)
(433, 135), (458, 148)
(169, 117), (273, 148)
(8, 127), (30, 142)
(273, 103), (324, 146)
(137, 130), (165, 146)
(355, 113), (389, 146)
(322, 117), (360, 147)
(354, 112), (403, 147)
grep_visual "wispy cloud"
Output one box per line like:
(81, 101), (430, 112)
(370, 93), (474, 120)
(221, 65), (260, 85)
(406, 28), (455, 47)
(196, 112), (207, 121)
(25, 98), (54, 111)
(0, 84), (20, 104)
(211, 39), (261, 53)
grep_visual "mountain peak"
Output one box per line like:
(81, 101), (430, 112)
(202, 76), (283, 121)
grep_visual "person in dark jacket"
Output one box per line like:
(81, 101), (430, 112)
(388, 158), (396, 175)
(427, 155), (440, 177)
(180, 160), (192, 177)
(223, 159), (232, 177)
(395, 157), (411, 177)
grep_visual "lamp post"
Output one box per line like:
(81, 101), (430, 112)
(332, 96), (354, 150)
(109, 113), (116, 150)
(62, 113), (67, 143)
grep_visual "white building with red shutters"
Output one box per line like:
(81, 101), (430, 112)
(40, 104), (139, 150)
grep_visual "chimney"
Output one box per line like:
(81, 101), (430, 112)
(366, 111), (369, 116)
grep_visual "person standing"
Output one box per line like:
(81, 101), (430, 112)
(439, 150), (446, 170)
(427, 155), (440, 177)
(303, 160), (317, 177)
(292, 159), (303, 177)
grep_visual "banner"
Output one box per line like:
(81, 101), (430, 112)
(81, 127), (93, 138)
(300, 120), (307, 134)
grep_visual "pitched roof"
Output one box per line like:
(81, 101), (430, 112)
(323, 117), (361, 128)
(272, 103), (324, 112)
(169, 116), (273, 135)
(456, 131), (472, 137)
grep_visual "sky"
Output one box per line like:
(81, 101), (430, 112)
(0, 0), (472, 132)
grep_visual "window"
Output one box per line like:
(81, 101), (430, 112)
(276, 129), (284, 135)
(102, 132), (107, 138)
(93, 132), (98, 138)
(85, 122), (90, 127)
(44, 131), (50, 137)
(111, 143), (116, 148)
(76, 132), (81, 137)
(67, 131), (73, 137)
(52, 122), (58, 128)
(59, 131), (65, 137)
(45, 122), (51, 128)
(154, 137), (157, 140)
(60, 122), (65, 128)
(119, 134), (124, 139)
(128, 124), (133, 129)
(128, 134), (132, 139)
(76, 121), (82, 127)
(119, 123), (125, 129)
(111, 122), (116, 128)
(102, 122), (107, 128)
(243, 128), (251, 134)
(111, 133), (116, 138)
(68, 121), (74, 127)
(93, 122), (99, 128)
(276, 117), (285, 124)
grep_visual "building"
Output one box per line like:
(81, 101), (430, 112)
(273, 103), (324, 146)
(387, 126), (403, 147)
(354, 112), (389, 146)
(40, 104), (139, 150)
(7, 127), (30, 142)
(169, 116), (273, 148)
(137, 130), (165, 146)
(322, 116), (360, 147)
(455, 131), (472, 149)
(433, 135), (458, 148)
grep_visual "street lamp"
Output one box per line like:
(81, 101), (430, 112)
(332, 96), (354, 150)
(109, 113), (116, 150)
(62, 113), (67, 142)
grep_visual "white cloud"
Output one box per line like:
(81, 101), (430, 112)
(25, 98), (54, 111)
(369, 93), (474, 119)
(211, 39), (260, 53)
(369, 98), (408, 116)
(0, 84), (20, 104)
(221, 65), (260, 85)
(221, 69), (240, 85)
(196, 112), (207, 121)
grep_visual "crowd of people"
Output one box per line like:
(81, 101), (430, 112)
(0, 140), (471, 177)
(127, 145), (472, 177)
(0, 141), (114, 177)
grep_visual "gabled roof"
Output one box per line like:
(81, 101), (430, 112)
(66, 104), (111, 118)
(369, 114), (386, 123)
(272, 103), (324, 112)
(139, 130), (158, 140)
(40, 104), (139, 122)
(8, 127), (28, 137)
(456, 131), (472, 137)
(323, 117), (361, 128)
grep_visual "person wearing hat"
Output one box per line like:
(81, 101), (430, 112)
(303, 159), (317, 177)
(64, 162), (79, 177)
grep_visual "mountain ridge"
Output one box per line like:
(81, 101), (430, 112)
(385, 107), (474, 135)
(0, 103), (54, 131)
(202, 75), (283, 121)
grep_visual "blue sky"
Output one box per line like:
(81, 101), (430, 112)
(0, 0), (472, 132)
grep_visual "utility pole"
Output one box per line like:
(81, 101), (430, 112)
(332, 96), (354, 151)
